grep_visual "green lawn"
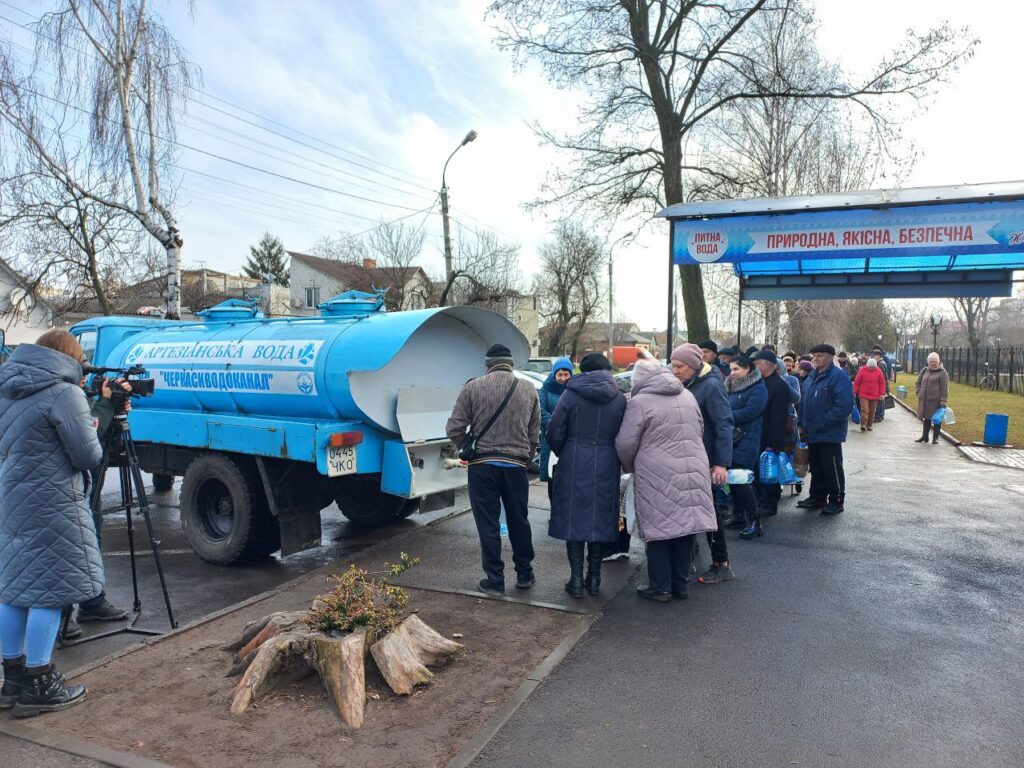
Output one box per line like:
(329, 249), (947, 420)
(895, 372), (1024, 445)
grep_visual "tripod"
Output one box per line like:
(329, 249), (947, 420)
(59, 410), (178, 647)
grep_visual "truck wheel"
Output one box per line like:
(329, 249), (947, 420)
(180, 454), (280, 564)
(151, 473), (175, 493)
(336, 476), (415, 528)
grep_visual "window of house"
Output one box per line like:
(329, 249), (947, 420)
(305, 287), (320, 308)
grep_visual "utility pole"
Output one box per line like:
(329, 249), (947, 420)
(607, 256), (614, 358)
(440, 130), (478, 303)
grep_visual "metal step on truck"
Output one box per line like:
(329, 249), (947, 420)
(69, 290), (529, 565)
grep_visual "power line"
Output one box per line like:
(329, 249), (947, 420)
(0, 3), (437, 191)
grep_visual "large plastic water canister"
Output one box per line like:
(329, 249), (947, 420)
(983, 414), (1010, 446)
(101, 294), (529, 436)
(897, 385), (908, 401)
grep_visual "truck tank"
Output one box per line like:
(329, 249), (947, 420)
(102, 292), (530, 436)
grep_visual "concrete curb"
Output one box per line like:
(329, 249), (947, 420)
(0, 719), (173, 768)
(443, 614), (597, 768)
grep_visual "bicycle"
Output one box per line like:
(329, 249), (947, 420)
(978, 361), (996, 391)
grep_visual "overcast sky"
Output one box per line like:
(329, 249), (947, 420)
(4, 0), (1022, 329)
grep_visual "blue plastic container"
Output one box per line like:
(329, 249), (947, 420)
(983, 414), (1010, 446)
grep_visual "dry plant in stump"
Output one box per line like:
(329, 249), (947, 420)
(226, 554), (463, 728)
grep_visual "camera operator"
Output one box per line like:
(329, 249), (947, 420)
(0, 330), (105, 716)
(60, 376), (133, 638)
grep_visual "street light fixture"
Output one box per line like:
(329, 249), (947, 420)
(929, 314), (943, 350)
(440, 130), (478, 299)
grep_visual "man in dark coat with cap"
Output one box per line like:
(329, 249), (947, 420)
(798, 344), (854, 515)
(447, 343), (541, 595)
(698, 340), (729, 379)
(752, 350), (791, 521)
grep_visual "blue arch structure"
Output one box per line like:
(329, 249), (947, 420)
(657, 182), (1024, 350)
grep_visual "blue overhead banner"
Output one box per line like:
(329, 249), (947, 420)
(672, 200), (1024, 274)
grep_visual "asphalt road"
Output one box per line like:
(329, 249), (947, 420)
(473, 407), (1024, 767)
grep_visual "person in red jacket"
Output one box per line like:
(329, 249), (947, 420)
(852, 358), (887, 432)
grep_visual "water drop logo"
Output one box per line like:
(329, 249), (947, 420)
(296, 372), (314, 395)
(126, 345), (143, 364)
(296, 343), (316, 366)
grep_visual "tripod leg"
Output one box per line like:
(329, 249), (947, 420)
(123, 428), (178, 629)
(120, 456), (143, 615)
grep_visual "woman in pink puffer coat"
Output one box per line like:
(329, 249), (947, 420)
(615, 360), (717, 602)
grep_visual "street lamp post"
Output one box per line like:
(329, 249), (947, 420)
(929, 314), (943, 350)
(607, 232), (633, 361)
(440, 130), (478, 303)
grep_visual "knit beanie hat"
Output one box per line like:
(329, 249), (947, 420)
(671, 343), (703, 371)
(697, 339), (718, 354)
(799, 360), (814, 373)
(485, 343), (514, 369)
(579, 352), (611, 372)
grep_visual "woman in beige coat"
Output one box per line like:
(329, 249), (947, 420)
(915, 352), (950, 444)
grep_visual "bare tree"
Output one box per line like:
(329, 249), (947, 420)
(490, 0), (976, 342)
(309, 232), (371, 263)
(437, 226), (522, 308)
(0, 0), (198, 318)
(533, 222), (605, 356)
(950, 296), (991, 350)
(367, 219), (428, 310)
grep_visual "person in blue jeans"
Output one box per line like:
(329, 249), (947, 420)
(0, 330), (105, 717)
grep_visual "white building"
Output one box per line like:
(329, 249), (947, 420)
(288, 251), (432, 314)
(0, 257), (55, 347)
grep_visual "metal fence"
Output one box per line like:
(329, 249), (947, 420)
(908, 346), (1024, 395)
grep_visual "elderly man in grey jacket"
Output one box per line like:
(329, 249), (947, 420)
(447, 343), (540, 596)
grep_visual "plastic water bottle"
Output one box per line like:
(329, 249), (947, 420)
(726, 468), (754, 485)
(499, 503), (508, 537)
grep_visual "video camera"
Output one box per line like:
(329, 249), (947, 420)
(83, 364), (155, 412)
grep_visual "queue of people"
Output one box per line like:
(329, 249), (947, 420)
(447, 337), (915, 607)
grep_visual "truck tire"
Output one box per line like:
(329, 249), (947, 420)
(336, 476), (416, 528)
(151, 473), (175, 493)
(180, 454), (280, 564)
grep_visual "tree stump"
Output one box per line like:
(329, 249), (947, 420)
(227, 612), (461, 726)
(229, 629), (318, 715)
(314, 628), (374, 728)
(370, 614), (464, 695)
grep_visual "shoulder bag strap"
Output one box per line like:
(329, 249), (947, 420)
(474, 377), (519, 442)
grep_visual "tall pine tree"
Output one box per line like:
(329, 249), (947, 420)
(244, 232), (290, 286)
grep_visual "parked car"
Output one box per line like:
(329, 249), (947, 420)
(522, 357), (560, 374)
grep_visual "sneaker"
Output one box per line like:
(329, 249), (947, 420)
(77, 597), (129, 623)
(821, 503), (845, 516)
(515, 573), (535, 590)
(698, 564), (736, 584)
(476, 579), (505, 596)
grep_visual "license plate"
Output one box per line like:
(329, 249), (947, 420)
(327, 445), (357, 477)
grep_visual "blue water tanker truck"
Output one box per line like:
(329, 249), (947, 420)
(68, 291), (529, 565)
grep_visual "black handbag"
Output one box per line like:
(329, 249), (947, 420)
(884, 393), (896, 409)
(458, 378), (519, 462)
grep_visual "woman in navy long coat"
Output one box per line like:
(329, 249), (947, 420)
(722, 355), (766, 536)
(547, 353), (626, 598)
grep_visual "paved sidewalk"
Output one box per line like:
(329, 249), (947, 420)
(473, 407), (1024, 767)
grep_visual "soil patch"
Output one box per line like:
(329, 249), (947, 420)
(41, 583), (580, 768)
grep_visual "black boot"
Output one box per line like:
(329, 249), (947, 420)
(585, 543), (602, 596)
(740, 521), (764, 539)
(722, 513), (745, 529)
(1, 655), (25, 709)
(915, 420), (931, 442)
(932, 423), (942, 444)
(12, 664), (86, 718)
(564, 541), (584, 599)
